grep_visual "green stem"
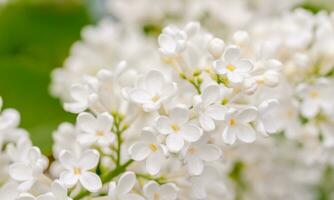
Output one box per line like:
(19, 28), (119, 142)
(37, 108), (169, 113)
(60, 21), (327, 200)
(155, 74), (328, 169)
(73, 113), (131, 200)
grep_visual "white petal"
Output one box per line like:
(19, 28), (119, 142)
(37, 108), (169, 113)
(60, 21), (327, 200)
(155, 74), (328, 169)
(0, 108), (20, 130)
(122, 194), (145, 200)
(64, 102), (87, 113)
(212, 60), (228, 75)
(166, 134), (184, 152)
(37, 193), (57, 200)
(222, 126), (236, 145)
(60, 171), (78, 188)
(77, 134), (96, 146)
(199, 114), (215, 131)
(227, 72), (243, 83)
(108, 182), (117, 198)
(180, 124), (202, 142)
(146, 153), (162, 175)
(76, 112), (96, 133)
(145, 70), (165, 94)
(59, 150), (76, 170)
(79, 171), (102, 192)
(301, 99), (319, 118)
(27, 147), (41, 163)
(78, 150), (100, 170)
(158, 34), (176, 54)
(235, 59), (253, 72)
(237, 107), (257, 123)
(18, 180), (35, 192)
(9, 163), (32, 181)
(202, 85), (220, 106)
(51, 180), (67, 199)
(70, 84), (89, 102)
(187, 157), (204, 175)
(17, 194), (35, 200)
(206, 104), (226, 120)
(224, 45), (240, 63)
(129, 89), (152, 104)
(143, 181), (159, 198)
(198, 144), (221, 161)
(156, 116), (172, 135)
(160, 183), (179, 200)
(129, 142), (151, 161)
(97, 112), (113, 131)
(169, 107), (189, 124)
(117, 171), (136, 195)
(236, 124), (256, 143)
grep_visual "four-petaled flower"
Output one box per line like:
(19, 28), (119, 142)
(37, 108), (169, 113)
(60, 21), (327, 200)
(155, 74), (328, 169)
(213, 45), (253, 84)
(77, 112), (115, 146)
(156, 107), (202, 152)
(129, 128), (166, 175)
(222, 107), (257, 144)
(128, 70), (177, 112)
(143, 181), (179, 200)
(59, 149), (102, 192)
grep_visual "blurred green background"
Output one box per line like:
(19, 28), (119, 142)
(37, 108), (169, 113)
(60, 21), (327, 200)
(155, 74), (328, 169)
(0, 0), (91, 154)
(0, 0), (331, 155)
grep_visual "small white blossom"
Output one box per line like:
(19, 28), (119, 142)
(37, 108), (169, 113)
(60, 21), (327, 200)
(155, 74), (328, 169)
(8, 147), (47, 191)
(222, 107), (257, 144)
(108, 171), (144, 200)
(193, 85), (226, 132)
(59, 149), (101, 192)
(182, 139), (222, 175)
(129, 128), (166, 175)
(128, 70), (177, 112)
(143, 181), (179, 200)
(77, 112), (114, 146)
(156, 107), (202, 152)
(213, 45), (253, 84)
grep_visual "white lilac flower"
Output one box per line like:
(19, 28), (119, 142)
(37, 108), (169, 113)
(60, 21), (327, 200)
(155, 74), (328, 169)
(256, 99), (281, 136)
(298, 79), (333, 118)
(156, 106), (202, 152)
(0, 108), (20, 131)
(182, 139), (222, 175)
(64, 84), (97, 113)
(222, 107), (257, 144)
(8, 147), (47, 191)
(143, 181), (179, 200)
(59, 149), (102, 192)
(158, 25), (187, 57)
(108, 171), (144, 200)
(128, 128), (166, 175)
(76, 112), (115, 146)
(50, 180), (72, 200)
(213, 45), (253, 84)
(193, 85), (226, 132)
(128, 70), (177, 112)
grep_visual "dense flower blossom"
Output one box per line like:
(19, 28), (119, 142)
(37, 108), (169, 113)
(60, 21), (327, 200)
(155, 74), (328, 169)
(3, 1), (334, 199)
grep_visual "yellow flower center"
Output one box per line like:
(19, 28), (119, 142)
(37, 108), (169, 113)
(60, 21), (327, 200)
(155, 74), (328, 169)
(226, 64), (236, 72)
(74, 167), (81, 175)
(153, 193), (160, 200)
(229, 118), (236, 126)
(149, 144), (158, 152)
(171, 124), (180, 132)
(96, 130), (105, 136)
(151, 95), (160, 102)
(187, 147), (196, 155)
(309, 90), (319, 98)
